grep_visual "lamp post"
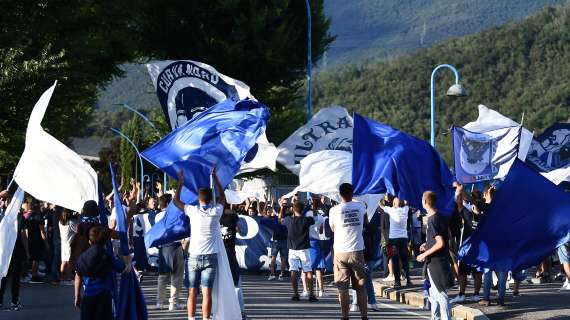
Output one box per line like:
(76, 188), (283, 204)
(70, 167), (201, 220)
(430, 64), (468, 148)
(305, 0), (312, 121)
(110, 128), (144, 201)
(114, 103), (167, 192)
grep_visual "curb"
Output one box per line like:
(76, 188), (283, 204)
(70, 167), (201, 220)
(373, 281), (490, 320)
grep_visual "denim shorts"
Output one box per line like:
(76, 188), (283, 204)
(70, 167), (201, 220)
(270, 239), (288, 258)
(558, 242), (570, 264)
(185, 254), (218, 289)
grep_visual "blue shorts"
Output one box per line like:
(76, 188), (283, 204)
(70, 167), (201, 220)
(270, 239), (288, 258)
(558, 242), (570, 264)
(185, 254), (218, 289)
(308, 239), (331, 270)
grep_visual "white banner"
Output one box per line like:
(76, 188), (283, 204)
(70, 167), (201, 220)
(0, 187), (25, 278)
(277, 106), (353, 175)
(14, 82), (98, 212)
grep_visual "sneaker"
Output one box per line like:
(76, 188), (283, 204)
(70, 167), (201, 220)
(350, 304), (358, 312)
(301, 290), (309, 297)
(449, 295), (466, 304)
(278, 273), (286, 281)
(168, 303), (176, 311)
(29, 276), (44, 283)
(10, 302), (23, 311)
(291, 294), (300, 301)
(479, 299), (490, 307)
(308, 295), (319, 302)
(155, 303), (164, 310)
(21, 275), (32, 283)
(555, 272), (565, 281)
(468, 294), (481, 302)
(383, 275), (395, 282)
(318, 290), (324, 297)
(137, 271), (144, 283)
(267, 275), (276, 281)
(367, 303), (381, 311)
(498, 298), (505, 306)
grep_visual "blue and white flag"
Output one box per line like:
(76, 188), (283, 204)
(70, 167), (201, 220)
(109, 163), (130, 256)
(147, 60), (278, 173)
(0, 187), (25, 278)
(527, 123), (570, 172)
(352, 113), (455, 215)
(141, 99), (269, 204)
(452, 126), (522, 183)
(459, 160), (570, 272)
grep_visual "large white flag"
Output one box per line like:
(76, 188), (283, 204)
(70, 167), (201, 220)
(464, 105), (533, 160)
(0, 187), (25, 278)
(278, 106), (353, 175)
(14, 82), (98, 212)
(147, 60), (278, 173)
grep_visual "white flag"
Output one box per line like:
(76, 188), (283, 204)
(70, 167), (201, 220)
(541, 164), (570, 185)
(14, 82), (98, 212)
(464, 105), (533, 161)
(147, 60), (278, 173)
(0, 187), (25, 278)
(278, 106), (353, 175)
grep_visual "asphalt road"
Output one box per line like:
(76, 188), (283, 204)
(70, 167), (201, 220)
(0, 273), (431, 320)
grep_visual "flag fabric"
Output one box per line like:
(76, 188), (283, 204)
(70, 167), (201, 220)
(453, 126), (522, 183)
(541, 164), (570, 185)
(0, 187), (25, 278)
(277, 106), (353, 175)
(141, 99), (269, 203)
(527, 123), (570, 172)
(351, 113), (455, 215)
(282, 150), (352, 201)
(464, 105), (533, 160)
(147, 59), (277, 173)
(117, 269), (148, 320)
(459, 160), (570, 272)
(13, 82), (98, 212)
(109, 163), (130, 256)
(144, 200), (190, 249)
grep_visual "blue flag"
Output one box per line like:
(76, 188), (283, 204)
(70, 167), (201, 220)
(459, 160), (570, 271)
(109, 163), (130, 256)
(352, 113), (455, 215)
(117, 269), (148, 320)
(141, 99), (269, 202)
(144, 200), (190, 249)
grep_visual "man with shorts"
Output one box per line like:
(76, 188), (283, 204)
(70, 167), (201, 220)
(306, 198), (329, 297)
(173, 169), (225, 320)
(279, 199), (318, 302)
(329, 183), (369, 320)
(261, 206), (288, 280)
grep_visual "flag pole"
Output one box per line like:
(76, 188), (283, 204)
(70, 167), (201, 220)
(211, 170), (217, 207)
(520, 112), (525, 126)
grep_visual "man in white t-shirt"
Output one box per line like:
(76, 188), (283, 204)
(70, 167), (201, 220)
(329, 183), (369, 320)
(173, 170), (225, 320)
(305, 198), (329, 297)
(380, 197), (411, 288)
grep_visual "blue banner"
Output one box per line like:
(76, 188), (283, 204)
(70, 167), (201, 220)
(352, 113), (455, 215)
(459, 160), (570, 272)
(527, 123), (570, 172)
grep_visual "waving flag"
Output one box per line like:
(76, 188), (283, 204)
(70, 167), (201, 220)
(453, 126), (522, 183)
(527, 123), (570, 172)
(109, 163), (130, 256)
(278, 106), (353, 175)
(147, 60), (277, 173)
(117, 269), (148, 320)
(459, 160), (570, 271)
(352, 113), (455, 215)
(144, 200), (190, 249)
(0, 187), (25, 278)
(142, 98), (268, 203)
(13, 82), (98, 212)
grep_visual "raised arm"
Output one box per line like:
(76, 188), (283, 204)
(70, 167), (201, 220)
(212, 168), (226, 206)
(173, 170), (185, 211)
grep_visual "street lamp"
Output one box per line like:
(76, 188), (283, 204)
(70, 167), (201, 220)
(110, 128), (144, 201)
(305, 0), (312, 121)
(430, 64), (468, 147)
(113, 103), (167, 192)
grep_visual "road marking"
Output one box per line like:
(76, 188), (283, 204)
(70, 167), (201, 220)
(379, 301), (431, 319)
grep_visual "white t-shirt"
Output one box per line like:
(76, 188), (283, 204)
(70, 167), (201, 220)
(305, 210), (326, 240)
(184, 204), (223, 255)
(109, 205), (128, 230)
(329, 201), (366, 253)
(384, 206), (409, 239)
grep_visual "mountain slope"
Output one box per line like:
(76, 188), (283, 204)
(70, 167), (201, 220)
(324, 0), (565, 65)
(313, 3), (570, 162)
